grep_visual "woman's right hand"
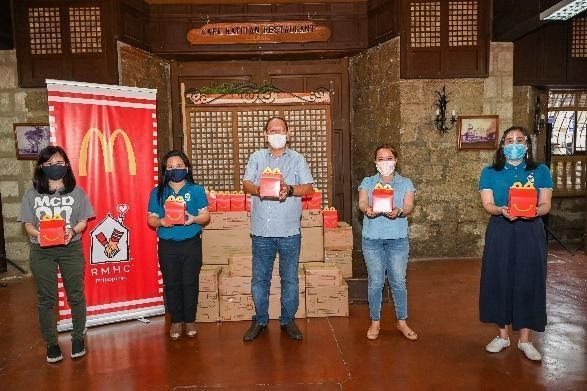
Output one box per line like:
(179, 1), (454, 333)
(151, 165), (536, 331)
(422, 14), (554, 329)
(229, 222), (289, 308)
(364, 207), (378, 218)
(160, 217), (173, 228)
(501, 206), (517, 221)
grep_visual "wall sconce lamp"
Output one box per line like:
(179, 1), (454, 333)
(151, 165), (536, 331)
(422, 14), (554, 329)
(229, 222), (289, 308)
(534, 96), (546, 134)
(434, 85), (457, 134)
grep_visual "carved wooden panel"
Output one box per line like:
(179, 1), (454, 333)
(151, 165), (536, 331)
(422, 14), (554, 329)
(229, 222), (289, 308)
(69, 6), (102, 54)
(572, 17), (587, 58)
(448, 1), (478, 47)
(410, 1), (440, 48)
(28, 7), (62, 55)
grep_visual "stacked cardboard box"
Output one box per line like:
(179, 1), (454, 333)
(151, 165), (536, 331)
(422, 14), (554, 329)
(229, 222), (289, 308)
(202, 211), (251, 265)
(323, 221), (353, 278)
(196, 265), (221, 322)
(304, 263), (349, 317)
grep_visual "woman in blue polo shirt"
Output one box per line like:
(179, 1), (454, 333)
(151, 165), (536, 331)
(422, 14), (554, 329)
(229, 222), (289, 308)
(358, 144), (417, 341)
(147, 150), (209, 340)
(479, 126), (552, 361)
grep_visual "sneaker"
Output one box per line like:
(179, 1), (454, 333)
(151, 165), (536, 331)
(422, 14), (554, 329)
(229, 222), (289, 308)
(518, 341), (542, 361)
(485, 336), (510, 353)
(71, 338), (86, 359)
(46, 344), (63, 363)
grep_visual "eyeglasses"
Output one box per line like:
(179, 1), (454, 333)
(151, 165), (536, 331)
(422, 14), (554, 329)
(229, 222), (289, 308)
(503, 137), (527, 145)
(41, 162), (67, 167)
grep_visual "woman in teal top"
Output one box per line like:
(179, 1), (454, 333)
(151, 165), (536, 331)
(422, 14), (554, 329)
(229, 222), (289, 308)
(479, 126), (553, 361)
(147, 150), (210, 340)
(358, 144), (417, 341)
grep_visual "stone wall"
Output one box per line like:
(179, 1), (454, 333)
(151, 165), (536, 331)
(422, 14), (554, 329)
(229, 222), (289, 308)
(0, 50), (48, 270)
(118, 42), (172, 155)
(350, 40), (514, 267)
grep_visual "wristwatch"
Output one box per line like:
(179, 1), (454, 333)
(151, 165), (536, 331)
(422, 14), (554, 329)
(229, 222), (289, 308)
(287, 185), (295, 196)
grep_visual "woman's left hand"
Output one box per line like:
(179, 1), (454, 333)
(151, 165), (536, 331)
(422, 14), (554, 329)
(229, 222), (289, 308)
(385, 208), (402, 219)
(184, 213), (197, 226)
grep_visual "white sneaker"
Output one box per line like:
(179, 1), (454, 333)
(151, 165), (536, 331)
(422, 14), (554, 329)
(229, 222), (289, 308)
(485, 336), (510, 353)
(518, 341), (542, 361)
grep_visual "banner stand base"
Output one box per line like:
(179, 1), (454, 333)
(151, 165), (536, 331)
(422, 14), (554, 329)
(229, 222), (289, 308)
(57, 306), (165, 332)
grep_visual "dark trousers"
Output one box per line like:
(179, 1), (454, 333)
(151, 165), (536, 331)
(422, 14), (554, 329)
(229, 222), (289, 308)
(29, 240), (86, 345)
(158, 234), (202, 323)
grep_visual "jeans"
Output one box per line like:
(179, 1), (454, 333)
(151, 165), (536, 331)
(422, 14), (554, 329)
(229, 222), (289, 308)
(158, 234), (202, 323)
(362, 237), (410, 321)
(29, 240), (87, 346)
(251, 234), (300, 325)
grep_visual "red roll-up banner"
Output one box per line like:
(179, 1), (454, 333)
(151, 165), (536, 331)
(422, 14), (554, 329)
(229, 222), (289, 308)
(46, 79), (164, 330)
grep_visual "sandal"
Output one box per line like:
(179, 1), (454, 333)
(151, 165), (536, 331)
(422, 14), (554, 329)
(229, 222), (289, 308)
(397, 323), (418, 341)
(170, 323), (183, 340)
(367, 326), (380, 340)
(185, 322), (197, 338)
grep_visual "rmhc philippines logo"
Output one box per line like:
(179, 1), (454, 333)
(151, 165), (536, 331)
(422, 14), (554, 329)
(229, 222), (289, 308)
(78, 128), (137, 176)
(89, 204), (131, 264)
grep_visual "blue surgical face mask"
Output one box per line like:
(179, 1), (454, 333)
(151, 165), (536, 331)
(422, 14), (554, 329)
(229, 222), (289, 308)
(42, 165), (68, 180)
(165, 168), (188, 183)
(503, 143), (527, 161)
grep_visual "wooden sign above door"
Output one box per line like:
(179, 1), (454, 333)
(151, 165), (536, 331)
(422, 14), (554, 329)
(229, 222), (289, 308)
(187, 21), (331, 45)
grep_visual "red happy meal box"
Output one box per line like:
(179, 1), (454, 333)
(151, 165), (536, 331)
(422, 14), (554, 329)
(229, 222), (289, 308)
(322, 207), (339, 228)
(39, 214), (65, 247)
(164, 195), (186, 225)
(372, 183), (394, 213)
(304, 188), (322, 209)
(216, 192), (231, 212)
(205, 188), (217, 212)
(230, 191), (246, 211)
(259, 167), (282, 199)
(508, 181), (537, 218)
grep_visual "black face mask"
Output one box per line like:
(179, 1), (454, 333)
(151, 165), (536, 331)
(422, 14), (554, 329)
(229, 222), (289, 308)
(165, 168), (188, 183)
(42, 165), (68, 180)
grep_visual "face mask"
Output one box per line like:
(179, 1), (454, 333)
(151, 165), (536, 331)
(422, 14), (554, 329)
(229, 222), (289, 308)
(267, 134), (287, 149)
(165, 168), (188, 183)
(42, 165), (68, 180)
(503, 144), (527, 161)
(376, 160), (396, 176)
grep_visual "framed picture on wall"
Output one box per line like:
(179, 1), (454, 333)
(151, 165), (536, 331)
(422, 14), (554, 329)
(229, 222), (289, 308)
(13, 123), (50, 160)
(457, 115), (499, 150)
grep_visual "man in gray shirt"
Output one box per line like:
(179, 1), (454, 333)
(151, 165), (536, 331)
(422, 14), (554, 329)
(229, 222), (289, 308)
(242, 116), (314, 341)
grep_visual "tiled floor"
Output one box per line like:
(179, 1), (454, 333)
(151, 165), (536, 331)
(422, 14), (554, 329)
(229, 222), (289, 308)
(0, 248), (585, 390)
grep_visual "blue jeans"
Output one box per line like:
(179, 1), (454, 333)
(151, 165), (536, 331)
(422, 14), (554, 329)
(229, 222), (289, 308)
(362, 237), (410, 321)
(251, 234), (301, 325)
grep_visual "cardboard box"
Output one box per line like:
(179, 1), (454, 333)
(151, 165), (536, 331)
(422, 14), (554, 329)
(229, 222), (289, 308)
(196, 291), (219, 322)
(304, 263), (343, 288)
(508, 182), (537, 218)
(199, 265), (221, 292)
(324, 222), (353, 251)
(300, 226), (324, 262)
(268, 293), (306, 319)
(259, 168), (281, 199)
(324, 250), (353, 278)
(322, 208), (338, 228)
(220, 270), (305, 295)
(301, 210), (323, 228)
(306, 282), (349, 317)
(39, 216), (65, 247)
(205, 211), (250, 230)
(164, 197), (186, 225)
(202, 228), (251, 265)
(219, 294), (255, 321)
(372, 187), (394, 213)
(228, 255), (280, 277)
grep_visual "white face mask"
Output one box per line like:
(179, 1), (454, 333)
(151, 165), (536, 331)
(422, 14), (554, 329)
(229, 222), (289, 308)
(376, 160), (396, 176)
(267, 134), (287, 149)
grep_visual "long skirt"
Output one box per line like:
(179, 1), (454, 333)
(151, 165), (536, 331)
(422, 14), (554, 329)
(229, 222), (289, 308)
(479, 215), (547, 332)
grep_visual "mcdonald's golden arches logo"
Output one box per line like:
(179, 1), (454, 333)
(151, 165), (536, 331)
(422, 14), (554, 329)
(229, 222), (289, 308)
(79, 128), (137, 176)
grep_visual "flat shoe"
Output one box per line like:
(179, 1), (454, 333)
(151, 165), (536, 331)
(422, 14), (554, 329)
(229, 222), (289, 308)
(397, 324), (418, 341)
(170, 323), (183, 340)
(185, 322), (197, 338)
(366, 326), (380, 340)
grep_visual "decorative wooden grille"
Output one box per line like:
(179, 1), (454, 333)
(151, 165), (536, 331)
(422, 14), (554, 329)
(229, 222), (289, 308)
(28, 7), (62, 55)
(549, 92), (576, 108)
(184, 93), (332, 207)
(69, 6), (102, 53)
(448, 1), (478, 47)
(572, 17), (587, 58)
(410, 2), (441, 48)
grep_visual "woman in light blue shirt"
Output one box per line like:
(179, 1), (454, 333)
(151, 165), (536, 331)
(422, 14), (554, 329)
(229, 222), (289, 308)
(358, 144), (417, 341)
